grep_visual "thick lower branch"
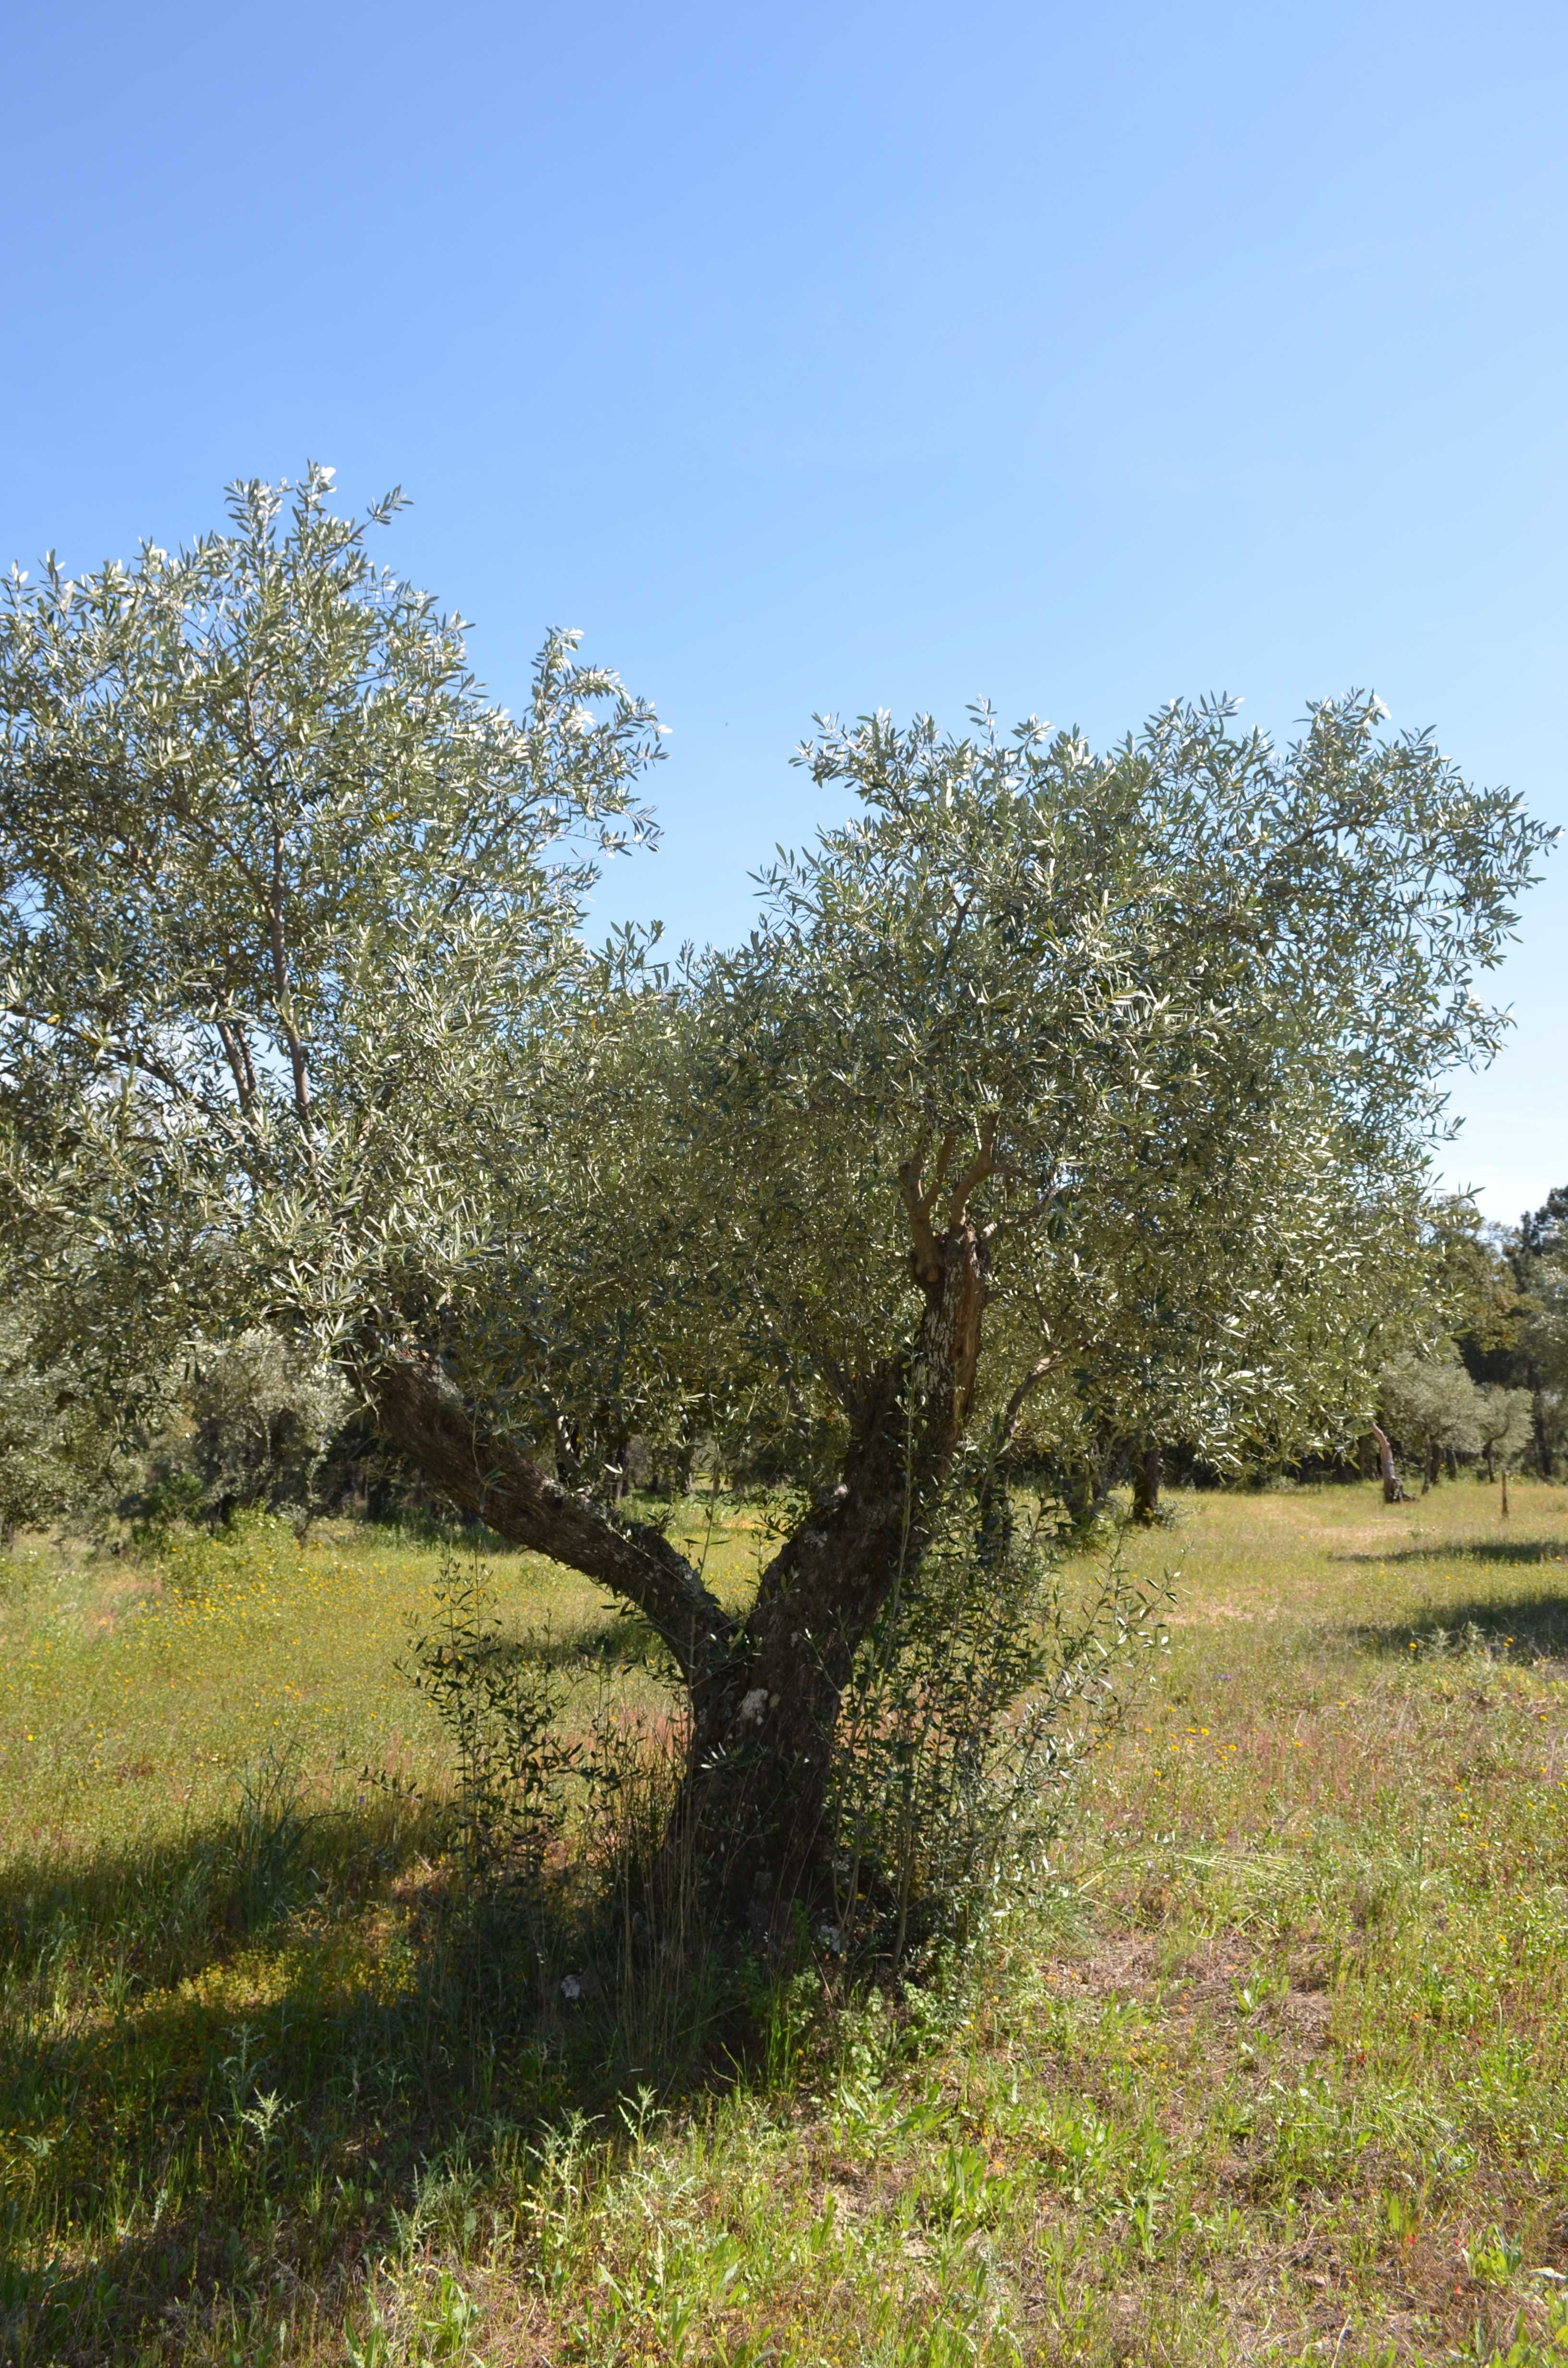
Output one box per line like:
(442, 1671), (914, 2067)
(370, 1210), (992, 1939)
(367, 1348), (735, 1687)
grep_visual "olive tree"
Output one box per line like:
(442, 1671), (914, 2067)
(137, 1330), (353, 1528)
(0, 474), (1551, 1936)
(1378, 1353), (1484, 1489)
(1474, 1381), (1534, 1513)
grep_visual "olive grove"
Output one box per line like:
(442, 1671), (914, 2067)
(0, 473), (1551, 1936)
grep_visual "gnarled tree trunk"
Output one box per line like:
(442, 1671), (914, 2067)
(365, 1199), (992, 1945)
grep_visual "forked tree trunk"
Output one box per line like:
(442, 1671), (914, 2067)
(365, 1210), (991, 1944)
(670, 1229), (987, 1935)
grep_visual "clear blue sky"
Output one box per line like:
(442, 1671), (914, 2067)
(4, 0), (1563, 1222)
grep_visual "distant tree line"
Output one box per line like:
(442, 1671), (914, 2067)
(1453, 1185), (1568, 1475)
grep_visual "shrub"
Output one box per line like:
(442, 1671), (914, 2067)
(392, 1556), (710, 2060)
(829, 1489), (1169, 1970)
(402, 1558), (580, 1899)
(393, 1503), (1165, 2050)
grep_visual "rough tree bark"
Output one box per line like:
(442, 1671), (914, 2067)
(1130, 1438), (1162, 1525)
(365, 1145), (996, 1942)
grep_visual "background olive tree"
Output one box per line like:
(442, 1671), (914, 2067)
(1378, 1354), (1484, 1492)
(123, 1331), (352, 1537)
(0, 474), (1551, 1939)
(0, 1309), (75, 1547)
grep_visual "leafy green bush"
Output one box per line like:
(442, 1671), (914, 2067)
(829, 1491), (1169, 1969)
(389, 1556), (710, 2060)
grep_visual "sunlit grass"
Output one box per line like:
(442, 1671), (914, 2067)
(0, 1498), (768, 1856)
(3, 1479), (1568, 2364)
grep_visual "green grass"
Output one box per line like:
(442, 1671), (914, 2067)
(3, 1480), (1568, 2365)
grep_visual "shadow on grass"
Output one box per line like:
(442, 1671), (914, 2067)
(0, 1785), (734, 2367)
(1331, 1538), (1568, 1569)
(522, 1613), (669, 1672)
(1347, 1587), (1568, 1663)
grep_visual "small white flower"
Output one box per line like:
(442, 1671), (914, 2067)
(816, 1923), (842, 1952)
(738, 1686), (770, 1726)
(561, 1973), (583, 2002)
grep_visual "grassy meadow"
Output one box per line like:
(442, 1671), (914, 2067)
(3, 1479), (1568, 2366)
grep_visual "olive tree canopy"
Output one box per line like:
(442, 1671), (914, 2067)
(0, 474), (1551, 1929)
(0, 468), (662, 1381)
